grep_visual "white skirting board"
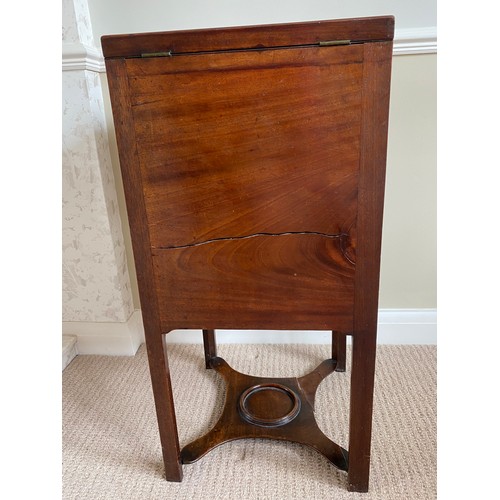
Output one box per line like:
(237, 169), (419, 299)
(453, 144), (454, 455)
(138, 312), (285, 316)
(165, 309), (437, 345)
(62, 309), (436, 358)
(62, 335), (78, 370)
(62, 309), (145, 356)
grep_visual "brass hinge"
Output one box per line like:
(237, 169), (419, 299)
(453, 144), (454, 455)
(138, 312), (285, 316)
(140, 51), (172, 58)
(319, 40), (351, 46)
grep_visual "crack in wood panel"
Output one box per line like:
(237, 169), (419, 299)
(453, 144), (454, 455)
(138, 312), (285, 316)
(152, 231), (349, 251)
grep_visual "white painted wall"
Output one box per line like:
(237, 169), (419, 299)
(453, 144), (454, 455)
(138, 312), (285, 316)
(87, 0), (436, 38)
(381, 54), (436, 308)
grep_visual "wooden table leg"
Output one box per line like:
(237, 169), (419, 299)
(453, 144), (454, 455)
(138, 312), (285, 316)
(202, 329), (217, 369)
(146, 333), (183, 481)
(347, 333), (377, 492)
(332, 331), (346, 372)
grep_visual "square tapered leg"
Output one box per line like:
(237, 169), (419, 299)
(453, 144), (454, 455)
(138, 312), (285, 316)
(332, 331), (347, 372)
(202, 329), (217, 369)
(146, 333), (183, 481)
(347, 333), (377, 492)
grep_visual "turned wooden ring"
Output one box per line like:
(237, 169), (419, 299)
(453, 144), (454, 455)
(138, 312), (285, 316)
(238, 383), (301, 427)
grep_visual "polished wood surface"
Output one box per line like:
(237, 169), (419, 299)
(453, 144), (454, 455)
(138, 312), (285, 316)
(103, 16), (393, 493)
(127, 43), (361, 330)
(348, 41), (392, 492)
(101, 16), (394, 58)
(128, 45), (362, 249)
(332, 331), (347, 372)
(202, 329), (216, 369)
(181, 357), (348, 472)
(105, 57), (183, 481)
(153, 233), (354, 330)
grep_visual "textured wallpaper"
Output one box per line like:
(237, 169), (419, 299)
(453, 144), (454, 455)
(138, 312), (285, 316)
(62, 0), (94, 46)
(62, 70), (134, 322)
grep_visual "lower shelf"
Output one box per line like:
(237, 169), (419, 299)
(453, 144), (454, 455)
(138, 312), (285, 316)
(180, 356), (349, 472)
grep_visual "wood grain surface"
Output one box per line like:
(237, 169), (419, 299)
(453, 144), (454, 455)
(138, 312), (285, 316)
(101, 16), (394, 58)
(127, 45), (363, 249)
(347, 41), (393, 492)
(153, 233), (354, 330)
(105, 58), (183, 481)
(181, 356), (348, 472)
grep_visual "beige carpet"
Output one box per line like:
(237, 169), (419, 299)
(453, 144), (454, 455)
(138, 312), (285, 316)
(62, 343), (436, 499)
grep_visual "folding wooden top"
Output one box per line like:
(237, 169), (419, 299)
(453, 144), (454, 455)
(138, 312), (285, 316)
(101, 16), (394, 58)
